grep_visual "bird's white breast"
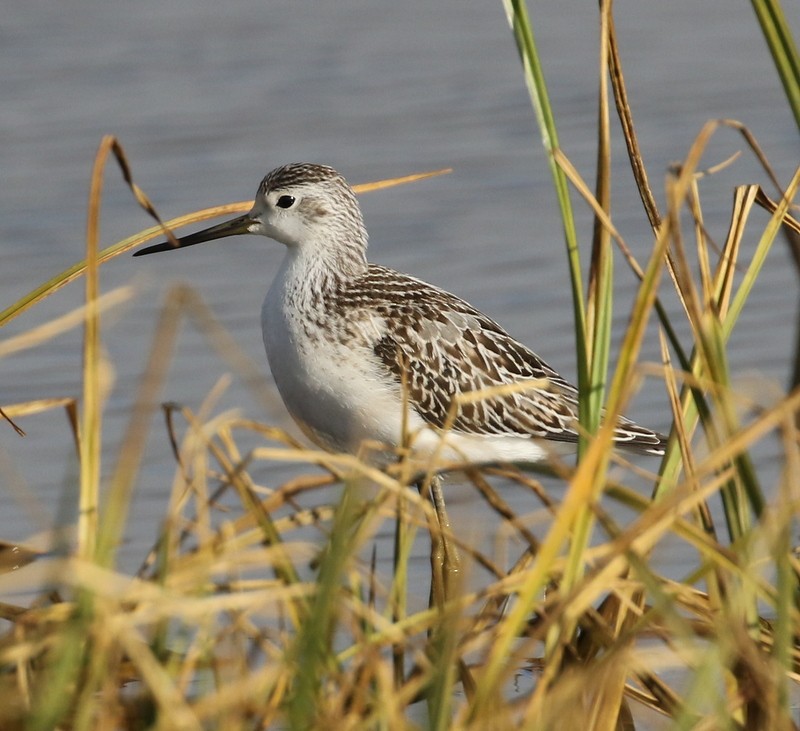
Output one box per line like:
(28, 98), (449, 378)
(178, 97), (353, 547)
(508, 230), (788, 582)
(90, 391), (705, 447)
(261, 270), (407, 456)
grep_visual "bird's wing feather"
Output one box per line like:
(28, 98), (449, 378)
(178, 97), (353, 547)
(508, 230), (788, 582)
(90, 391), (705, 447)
(346, 266), (581, 442)
(341, 265), (664, 454)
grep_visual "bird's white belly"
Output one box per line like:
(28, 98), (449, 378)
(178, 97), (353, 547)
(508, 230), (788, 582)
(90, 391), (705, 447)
(262, 302), (566, 472)
(262, 295), (407, 455)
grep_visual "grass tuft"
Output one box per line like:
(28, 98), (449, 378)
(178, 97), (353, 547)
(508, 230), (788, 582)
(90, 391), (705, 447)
(2, 4), (800, 728)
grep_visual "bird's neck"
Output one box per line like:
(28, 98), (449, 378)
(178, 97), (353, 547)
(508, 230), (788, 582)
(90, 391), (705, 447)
(275, 234), (368, 312)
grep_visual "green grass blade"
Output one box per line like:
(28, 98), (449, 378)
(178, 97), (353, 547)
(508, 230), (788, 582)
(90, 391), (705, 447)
(750, 0), (800, 127)
(501, 0), (588, 431)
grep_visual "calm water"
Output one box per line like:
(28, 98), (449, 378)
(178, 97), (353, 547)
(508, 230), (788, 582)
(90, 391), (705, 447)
(1, 0), (797, 601)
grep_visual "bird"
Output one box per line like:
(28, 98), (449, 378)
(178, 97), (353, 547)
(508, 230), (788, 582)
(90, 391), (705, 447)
(134, 162), (665, 601)
(134, 162), (664, 470)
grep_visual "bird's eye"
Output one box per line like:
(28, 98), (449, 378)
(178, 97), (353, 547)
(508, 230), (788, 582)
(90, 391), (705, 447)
(276, 195), (296, 209)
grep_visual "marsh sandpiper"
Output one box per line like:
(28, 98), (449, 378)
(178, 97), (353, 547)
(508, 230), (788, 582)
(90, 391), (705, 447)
(135, 162), (665, 596)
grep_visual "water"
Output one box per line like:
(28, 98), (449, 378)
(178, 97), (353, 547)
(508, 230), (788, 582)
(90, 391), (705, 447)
(1, 0), (797, 632)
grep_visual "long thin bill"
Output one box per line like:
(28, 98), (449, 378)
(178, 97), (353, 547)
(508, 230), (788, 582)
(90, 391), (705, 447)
(133, 213), (255, 257)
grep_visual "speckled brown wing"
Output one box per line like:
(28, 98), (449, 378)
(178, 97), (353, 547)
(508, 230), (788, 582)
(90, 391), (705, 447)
(344, 265), (665, 454)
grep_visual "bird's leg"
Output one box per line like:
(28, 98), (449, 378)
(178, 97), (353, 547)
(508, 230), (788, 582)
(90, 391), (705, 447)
(418, 475), (461, 605)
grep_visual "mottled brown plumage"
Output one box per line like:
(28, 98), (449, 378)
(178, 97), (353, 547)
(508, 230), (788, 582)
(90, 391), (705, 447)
(330, 264), (664, 454)
(135, 162), (666, 463)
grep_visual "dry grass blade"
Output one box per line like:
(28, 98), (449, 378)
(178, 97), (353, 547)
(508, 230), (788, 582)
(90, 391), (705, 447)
(77, 135), (111, 561)
(4, 5), (800, 724)
(713, 185), (758, 318)
(0, 288), (132, 358)
(607, 10), (660, 232)
(95, 286), (185, 568)
(755, 185), (800, 234)
(0, 406), (25, 436)
(352, 167), (452, 193)
(0, 398), (76, 442)
(0, 167), (452, 330)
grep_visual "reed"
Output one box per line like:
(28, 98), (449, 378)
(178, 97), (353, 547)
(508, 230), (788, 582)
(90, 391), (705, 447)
(1, 2), (800, 729)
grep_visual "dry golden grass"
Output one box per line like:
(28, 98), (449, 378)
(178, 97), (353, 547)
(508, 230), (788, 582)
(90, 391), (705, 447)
(2, 2), (800, 728)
